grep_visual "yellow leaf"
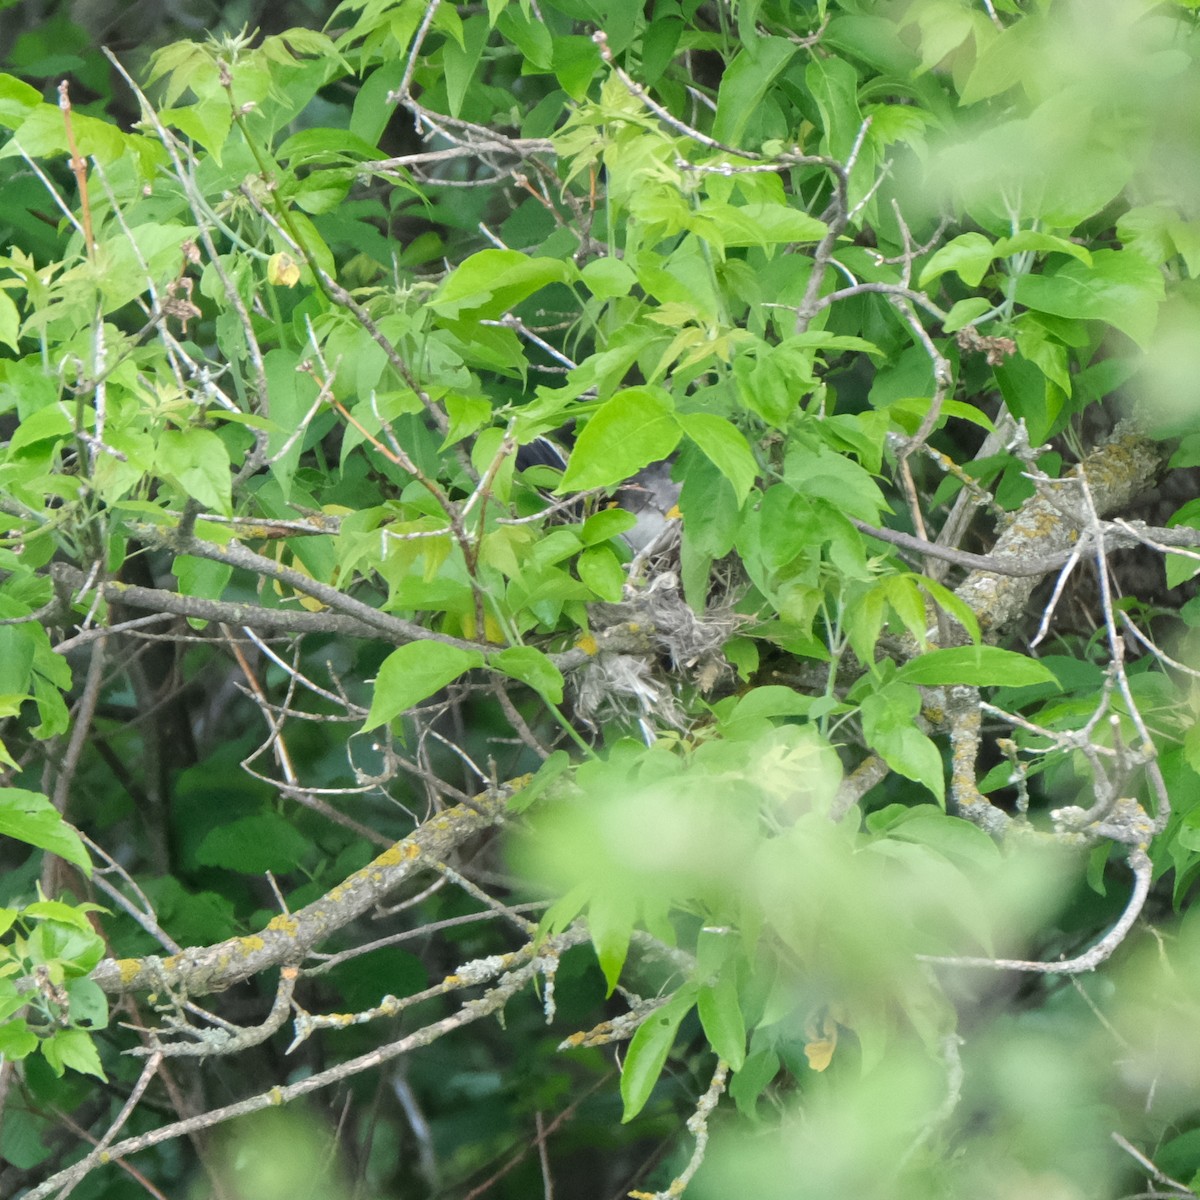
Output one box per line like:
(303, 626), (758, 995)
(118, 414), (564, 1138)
(803, 1006), (842, 1072)
(804, 1036), (836, 1072)
(267, 252), (301, 287)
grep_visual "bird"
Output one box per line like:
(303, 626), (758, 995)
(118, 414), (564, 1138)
(515, 436), (680, 555)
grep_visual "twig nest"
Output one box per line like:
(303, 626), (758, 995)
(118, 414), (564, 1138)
(575, 573), (740, 734)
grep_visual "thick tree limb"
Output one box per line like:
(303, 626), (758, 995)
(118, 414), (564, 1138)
(953, 429), (1166, 635)
(89, 792), (505, 997)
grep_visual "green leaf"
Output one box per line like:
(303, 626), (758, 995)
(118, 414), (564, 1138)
(40, 1027), (105, 1080)
(718, 685), (819, 727)
(737, 203), (827, 245)
(65, 977), (108, 1030)
(958, 10), (1044, 104)
(581, 257), (637, 299)
(993, 231), (1092, 266)
(156, 428), (231, 515)
(733, 341), (811, 426)
(693, 201), (826, 248)
(496, 9), (554, 69)
(577, 544), (625, 601)
(9, 403), (74, 452)
(919, 233), (995, 288)
(0, 289), (19, 351)
(860, 682), (945, 805)
(919, 578), (981, 645)
(0, 1018), (37, 1062)
(0, 72), (41, 123)
(559, 387), (681, 491)
(490, 646), (565, 704)
(276, 127), (385, 165)
(25, 917), (105, 976)
(162, 100), (233, 157)
(580, 508), (637, 545)
(712, 38), (796, 147)
(552, 35), (602, 100)
(642, 15), (683, 84)
(0, 626), (35, 695)
(844, 581), (886, 665)
(508, 750), (572, 815)
(23, 899), (103, 932)
(537, 882), (590, 939)
(730, 1047), (780, 1118)
(785, 441), (887, 524)
(363, 643), (485, 731)
(173, 555), (233, 608)
(444, 12), (489, 118)
(2, 102), (125, 164)
(430, 250), (573, 320)
(698, 969), (747, 1070)
(1011, 249), (1165, 348)
(293, 170), (353, 215)
(589, 889), (635, 996)
(195, 813), (312, 874)
(680, 450), (740, 559)
(870, 807), (1000, 868)
(806, 53), (862, 161)
(0, 789), (90, 874)
(1016, 317), (1071, 393)
(896, 646), (1058, 687)
(443, 395), (492, 447)
(678, 413), (757, 506)
(620, 986), (698, 1121)
(941, 297), (993, 333)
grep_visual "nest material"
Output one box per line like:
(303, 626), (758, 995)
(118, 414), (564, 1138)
(574, 572), (740, 734)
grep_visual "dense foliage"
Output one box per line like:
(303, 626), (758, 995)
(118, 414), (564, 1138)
(4, 1), (1200, 1197)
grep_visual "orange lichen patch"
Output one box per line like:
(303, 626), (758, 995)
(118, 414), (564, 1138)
(264, 914), (299, 935)
(575, 632), (598, 656)
(116, 958), (143, 985)
(374, 839), (419, 868)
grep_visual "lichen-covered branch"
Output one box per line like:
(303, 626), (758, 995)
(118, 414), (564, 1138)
(953, 429), (1165, 636)
(89, 793), (506, 997)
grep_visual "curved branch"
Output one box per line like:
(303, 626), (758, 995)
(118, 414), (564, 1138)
(917, 846), (1152, 975)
